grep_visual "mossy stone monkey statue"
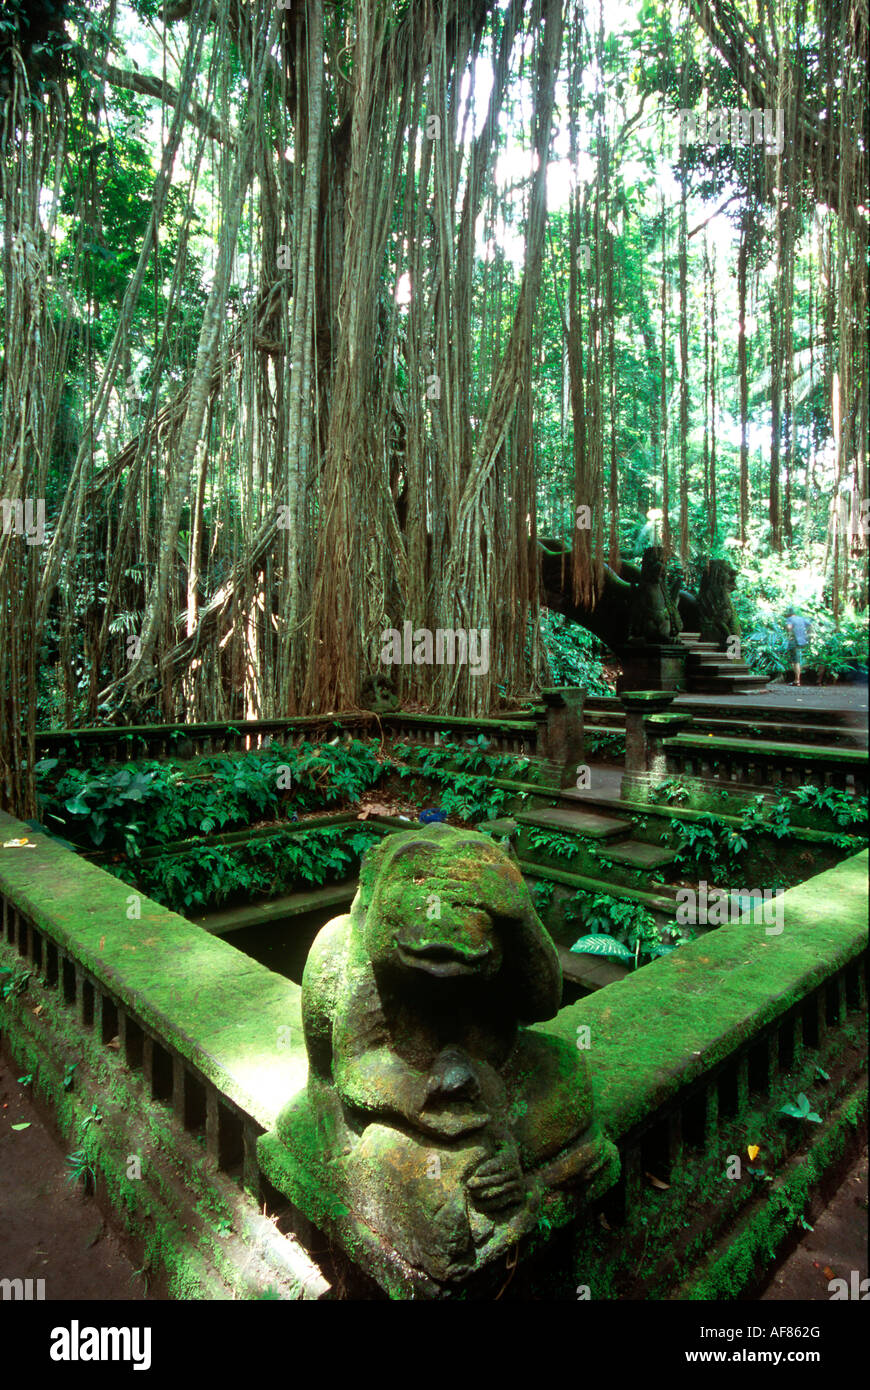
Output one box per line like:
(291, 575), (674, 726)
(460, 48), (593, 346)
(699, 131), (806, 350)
(274, 824), (615, 1289)
(628, 546), (682, 644)
(697, 558), (740, 648)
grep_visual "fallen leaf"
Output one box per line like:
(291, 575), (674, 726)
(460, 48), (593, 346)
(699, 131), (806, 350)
(3, 838), (36, 848)
(599, 1213), (612, 1231)
(11, 1122), (31, 1131)
(748, 1144), (760, 1161)
(32, 1005), (43, 1017)
(645, 1171), (670, 1190)
(107, 1035), (120, 1050)
(357, 801), (394, 821)
(823, 1266), (835, 1280)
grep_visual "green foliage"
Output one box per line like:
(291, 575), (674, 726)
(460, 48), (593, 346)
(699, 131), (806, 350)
(124, 824), (382, 914)
(528, 828), (579, 860)
(537, 611), (614, 694)
(666, 813), (749, 877)
(569, 934), (635, 963)
(732, 550), (868, 682)
(789, 785), (868, 829)
(57, 765), (158, 847)
(585, 730), (624, 759)
(565, 889), (681, 966)
(35, 738), (385, 852)
(530, 879), (555, 914)
(0, 966), (31, 1001)
(392, 736), (529, 822)
(655, 786), (865, 864)
(65, 1148), (95, 1187)
(779, 1093), (822, 1124)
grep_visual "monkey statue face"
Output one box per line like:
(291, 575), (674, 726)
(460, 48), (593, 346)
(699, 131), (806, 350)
(362, 829), (531, 984)
(350, 825), (561, 1021)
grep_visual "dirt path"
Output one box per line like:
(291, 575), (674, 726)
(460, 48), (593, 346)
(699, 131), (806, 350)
(0, 1051), (152, 1300)
(759, 1148), (868, 1300)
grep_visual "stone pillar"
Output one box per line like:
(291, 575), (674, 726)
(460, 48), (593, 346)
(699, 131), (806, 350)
(619, 690), (685, 800)
(644, 711), (695, 783)
(616, 643), (688, 694)
(538, 686), (585, 788)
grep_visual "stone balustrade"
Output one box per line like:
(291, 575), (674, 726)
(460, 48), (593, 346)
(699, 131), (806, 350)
(1, 803), (865, 1299)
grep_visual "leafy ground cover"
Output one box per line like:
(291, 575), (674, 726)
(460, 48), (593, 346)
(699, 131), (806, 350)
(32, 734), (533, 915)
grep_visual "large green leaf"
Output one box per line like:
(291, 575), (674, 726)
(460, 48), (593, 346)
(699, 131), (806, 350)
(569, 935), (634, 962)
(779, 1093), (811, 1119)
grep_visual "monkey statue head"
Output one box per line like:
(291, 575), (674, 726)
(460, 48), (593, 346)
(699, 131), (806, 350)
(640, 545), (666, 584)
(353, 823), (561, 1020)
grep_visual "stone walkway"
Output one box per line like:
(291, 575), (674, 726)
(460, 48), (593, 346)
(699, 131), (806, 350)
(678, 683), (868, 714)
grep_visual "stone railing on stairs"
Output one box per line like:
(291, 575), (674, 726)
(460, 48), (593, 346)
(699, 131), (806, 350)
(619, 691), (868, 800)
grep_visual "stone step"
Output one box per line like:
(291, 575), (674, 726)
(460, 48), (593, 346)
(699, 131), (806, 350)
(192, 881), (357, 936)
(691, 676), (771, 693)
(689, 655), (753, 672)
(476, 817), (519, 841)
(678, 632), (700, 643)
(556, 944), (629, 994)
(604, 841), (679, 871)
(516, 807), (633, 839)
(694, 668), (759, 683)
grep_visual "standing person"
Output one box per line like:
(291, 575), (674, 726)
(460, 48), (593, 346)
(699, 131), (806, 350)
(785, 607), (810, 686)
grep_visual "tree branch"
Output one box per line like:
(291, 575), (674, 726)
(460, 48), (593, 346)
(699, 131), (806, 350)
(98, 61), (236, 146)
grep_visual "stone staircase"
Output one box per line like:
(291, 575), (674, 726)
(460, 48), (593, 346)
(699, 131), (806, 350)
(678, 631), (770, 694)
(480, 805), (682, 921)
(480, 803), (691, 996)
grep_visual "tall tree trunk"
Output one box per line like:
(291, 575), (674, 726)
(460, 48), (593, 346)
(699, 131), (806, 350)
(736, 227), (750, 546)
(129, 3), (277, 695)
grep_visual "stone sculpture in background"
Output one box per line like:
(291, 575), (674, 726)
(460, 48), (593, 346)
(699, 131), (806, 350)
(261, 824), (616, 1295)
(628, 546), (682, 645)
(697, 558), (740, 648)
(359, 669), (400, 713)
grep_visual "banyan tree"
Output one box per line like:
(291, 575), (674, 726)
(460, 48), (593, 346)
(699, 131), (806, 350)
(1, 0), (867, 815)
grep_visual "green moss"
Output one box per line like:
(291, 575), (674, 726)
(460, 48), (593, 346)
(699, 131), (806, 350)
(539, 850), (867, 1139)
